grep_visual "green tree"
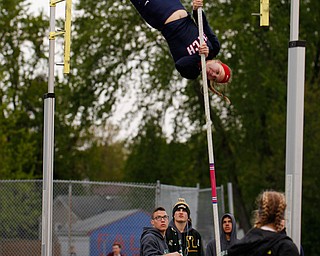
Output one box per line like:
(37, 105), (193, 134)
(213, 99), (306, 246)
(124, 114), (169, 182)
(0, 0), (127, 180)
(74, 124), (127, 181)
(205, 0), (320, 252)
(299, 1), (320, 251)
(1, 0), (319, 253)
(0, 0), (48, 178)
(0, 181), (42, 239)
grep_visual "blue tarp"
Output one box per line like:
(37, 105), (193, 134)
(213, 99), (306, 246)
(89, 211), (151, 256)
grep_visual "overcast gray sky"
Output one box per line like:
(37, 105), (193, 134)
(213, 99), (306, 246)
(28, 0), (65, 17)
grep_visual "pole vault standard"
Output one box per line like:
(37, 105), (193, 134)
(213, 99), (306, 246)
(41, 0), (71, 255)
(285, 0), (305, 252)
(197, 8), (221, 256)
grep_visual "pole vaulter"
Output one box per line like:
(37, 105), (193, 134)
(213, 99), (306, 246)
(196, 7), (221, 256)
(41, 0), (71, 255)
(124, 4), (231, 254)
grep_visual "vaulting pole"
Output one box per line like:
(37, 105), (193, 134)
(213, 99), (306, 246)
(197, 8), (221, 256)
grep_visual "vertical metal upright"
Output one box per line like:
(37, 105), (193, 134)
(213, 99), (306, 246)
(41, 0), (71, 255)
(41, 3), (56, 255)
(285, 0), (305, 252)
(227, 182), (234, 215)
(260, 0), (269, 26)
(68, 183), (73, 255)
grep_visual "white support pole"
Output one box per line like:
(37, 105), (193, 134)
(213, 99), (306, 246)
(197, 8), (221, 256)
(42, 1), (71, 255)
(285, 0), (305, 252)
(68, 183), (73, 255)
(41, 94), (55, 256)
(285, 41), (305, 251)
(289, 0), (300, 41)
(227, 182), (234, 215)
(41, 3), (57, 256)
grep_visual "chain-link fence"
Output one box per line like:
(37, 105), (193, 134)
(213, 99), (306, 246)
(0, 180), (227, 256)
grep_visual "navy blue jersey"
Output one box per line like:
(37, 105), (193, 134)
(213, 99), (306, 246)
(162, 11), (220, 79)
(162, 11), (219, 63)
(130, 0), (185, 29)
(130, 0), (221, 79)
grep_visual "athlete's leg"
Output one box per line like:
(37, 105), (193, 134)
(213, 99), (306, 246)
(129, 0), (185, 30)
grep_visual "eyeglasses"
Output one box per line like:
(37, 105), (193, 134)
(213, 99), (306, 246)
(153, 215), (169, 221)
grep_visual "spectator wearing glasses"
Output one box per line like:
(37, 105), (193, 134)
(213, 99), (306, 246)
(140, 207), (180, 256)
(166, 198), (204, 256)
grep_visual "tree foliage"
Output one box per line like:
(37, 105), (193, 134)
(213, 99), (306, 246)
(0, 181), (42, 239)
(0, 0), (48, 179)
(1, 0), (319, 253)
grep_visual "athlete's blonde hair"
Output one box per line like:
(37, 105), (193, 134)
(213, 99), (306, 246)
(253, 190), (286, 232)
(209, 80), (231, 104)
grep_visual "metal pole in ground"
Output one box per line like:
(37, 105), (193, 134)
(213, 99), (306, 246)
(285, 0), (305, 252)
(41, 2), (56, 255)
(41, 0), (72, 255)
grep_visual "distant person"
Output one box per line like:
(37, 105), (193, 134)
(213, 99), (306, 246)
(69, 245), (77, 256)
(140, 206), (180, 256)
(227, 190), (299, 256)
(107, 243), (124, 256)
(166, 198), (204, 256)
(206, 213), (239, 256)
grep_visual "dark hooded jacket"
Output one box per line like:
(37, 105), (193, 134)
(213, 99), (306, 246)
(227, 227), (299, 256)
(140, 227), (169, 256)
(165, 219), (204, 256)
(206, 213), (239, 256)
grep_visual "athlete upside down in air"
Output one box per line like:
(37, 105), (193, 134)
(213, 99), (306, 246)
(129, 0), (232, 91)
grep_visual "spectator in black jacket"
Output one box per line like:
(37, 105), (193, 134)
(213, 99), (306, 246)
(166, 198), (204, 256)
(140, 206), (180, 256)
(227, 190), (299, 256)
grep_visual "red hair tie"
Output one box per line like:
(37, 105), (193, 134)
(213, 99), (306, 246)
(220, 63), (231, 83)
